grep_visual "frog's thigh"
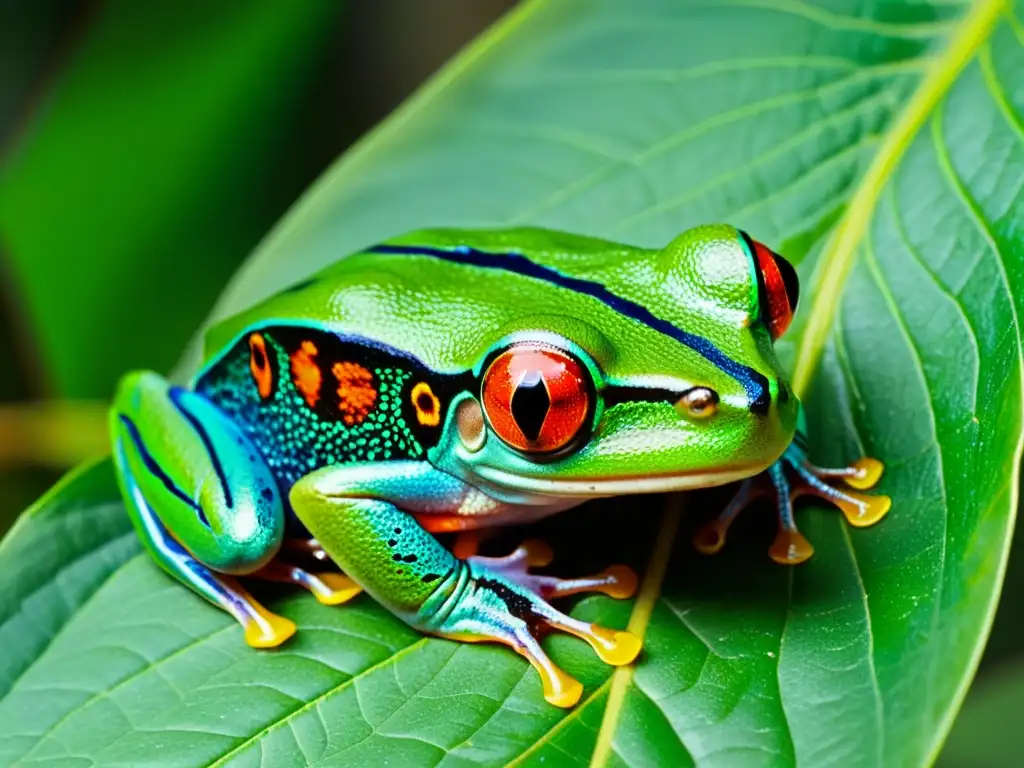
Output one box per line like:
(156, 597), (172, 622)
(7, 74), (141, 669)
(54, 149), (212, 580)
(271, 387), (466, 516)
(111, 371), (294, 647)
(288, 461), (470, 617)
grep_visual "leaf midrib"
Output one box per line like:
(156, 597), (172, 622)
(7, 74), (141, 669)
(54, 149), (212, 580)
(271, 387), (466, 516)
(590, 498), (681, 768)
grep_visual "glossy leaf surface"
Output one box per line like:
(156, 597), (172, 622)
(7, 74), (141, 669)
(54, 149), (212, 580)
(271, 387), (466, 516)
(4, 0), (1024, 765)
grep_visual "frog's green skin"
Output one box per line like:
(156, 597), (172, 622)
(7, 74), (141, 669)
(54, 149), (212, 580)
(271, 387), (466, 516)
(110, 224), (889, 708)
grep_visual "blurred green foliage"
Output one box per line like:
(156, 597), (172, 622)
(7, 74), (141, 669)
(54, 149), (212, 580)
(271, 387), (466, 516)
(1, 0), (345, 398)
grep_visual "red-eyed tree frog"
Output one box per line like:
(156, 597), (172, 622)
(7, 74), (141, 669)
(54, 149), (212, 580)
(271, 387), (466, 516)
(110, 225), (890, 707)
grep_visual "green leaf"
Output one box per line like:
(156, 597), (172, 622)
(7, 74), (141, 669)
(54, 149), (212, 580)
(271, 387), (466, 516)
(0, 0), (344, 398)
(5, 0), (1024, 765)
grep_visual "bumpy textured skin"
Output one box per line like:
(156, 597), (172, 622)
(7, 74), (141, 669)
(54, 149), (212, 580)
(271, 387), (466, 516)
(196, 325), (467, 493)
(109, 224), (888, 707)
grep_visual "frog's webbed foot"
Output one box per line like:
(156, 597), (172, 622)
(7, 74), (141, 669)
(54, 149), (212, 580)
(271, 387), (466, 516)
(468, 539), (639, 600)
(440, 559), (643, 707)
(454, 540), (640, 706)
(693, 448), (891, 565)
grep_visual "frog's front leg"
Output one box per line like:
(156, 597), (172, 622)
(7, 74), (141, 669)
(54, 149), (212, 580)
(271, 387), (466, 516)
(694, 403), (891, 564)
(111, 371), (301, 647)
(290, 462), (641, 708)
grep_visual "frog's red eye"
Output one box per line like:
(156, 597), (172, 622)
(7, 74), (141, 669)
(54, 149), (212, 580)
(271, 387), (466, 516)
(749, 237), (799, 339)
(481, 345), (592, 454)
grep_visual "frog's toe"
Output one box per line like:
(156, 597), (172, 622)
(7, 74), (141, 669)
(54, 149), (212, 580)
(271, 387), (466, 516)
(467, 538), (553, 570)
(505, 629), (585, 708)
(768, 529), (815, 565)
(220, 577), (297, 648)
(542, 668), (585, 708)
(312, 573), (364, 606)
(468, 540), (636, 600)
(596, 565), (639, 600)
(534, 564), (640, 600)
(691, 476), (771, 557)
(244, 613), (298, 649)
(792, 461), (892, 528)
(692, 519), (729, 555)
(518, 539), (555, 568)
(254, 560), (363, 606)
(845, 457), (885, 490)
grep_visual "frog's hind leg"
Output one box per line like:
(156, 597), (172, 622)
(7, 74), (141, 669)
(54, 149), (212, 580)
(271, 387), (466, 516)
(290, 462), (642, 708)
(115, 459), (296, 647)
(111, 371), (295, 647)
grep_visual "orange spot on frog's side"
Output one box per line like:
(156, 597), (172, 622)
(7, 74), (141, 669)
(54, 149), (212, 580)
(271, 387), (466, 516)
(248, 333), (274, 399)
(333, 361), (377, 426)
(290, 341), (322, 408)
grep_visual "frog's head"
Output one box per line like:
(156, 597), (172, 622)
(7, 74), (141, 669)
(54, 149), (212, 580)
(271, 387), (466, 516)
(431, 224), (801, 505)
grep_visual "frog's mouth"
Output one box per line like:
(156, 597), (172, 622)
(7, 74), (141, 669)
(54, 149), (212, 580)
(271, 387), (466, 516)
(465, 462), (768, 502)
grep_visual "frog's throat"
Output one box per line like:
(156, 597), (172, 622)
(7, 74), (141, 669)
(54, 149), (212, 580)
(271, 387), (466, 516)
(459, 462), (767, 501)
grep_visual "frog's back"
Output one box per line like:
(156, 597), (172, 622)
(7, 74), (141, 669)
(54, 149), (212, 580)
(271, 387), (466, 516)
(200, 227), (655, 376)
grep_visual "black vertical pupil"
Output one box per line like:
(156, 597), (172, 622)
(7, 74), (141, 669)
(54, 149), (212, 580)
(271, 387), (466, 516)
(510, 370), (550, 442)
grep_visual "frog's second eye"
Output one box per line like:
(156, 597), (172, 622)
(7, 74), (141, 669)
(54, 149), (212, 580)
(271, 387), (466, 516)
(749, 237), (800, 339)
(481, 346), (592, 454)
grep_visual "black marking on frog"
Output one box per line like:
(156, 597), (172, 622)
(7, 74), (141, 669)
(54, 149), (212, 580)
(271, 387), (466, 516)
(476, 576), (545, 634)
(118, 415), (211, 529)
(422, 566), (454, 586)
